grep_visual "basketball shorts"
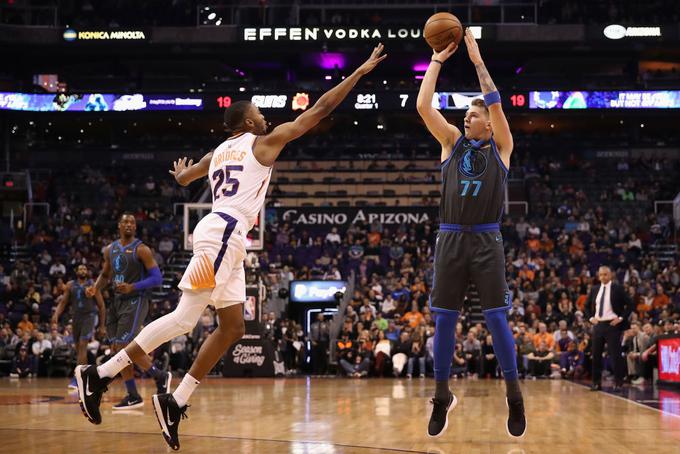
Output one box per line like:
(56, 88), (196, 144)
(72, 313), (96, 341)
(178, 211), (247, 309)
(107, 295), (149, 344)
(429, 223), (511, 313)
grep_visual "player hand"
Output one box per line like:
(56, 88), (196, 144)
(432, 41), (458, 63)
(463, 28), (483, 65)
(115, 282), (135, 294)
(85, 286), (96, 298)
(589, 317), (598, 325)
(169, 157), (193, 181)
(356, 43), (387, 75)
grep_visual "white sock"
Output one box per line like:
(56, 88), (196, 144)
(172, 374), (200, 408)
(97, 349), (132, 378)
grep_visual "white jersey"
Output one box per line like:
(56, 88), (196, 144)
(208, 132), (272, 230)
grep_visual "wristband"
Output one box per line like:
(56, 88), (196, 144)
(431, 59), (443, 65)
(483, 91), (501, 106)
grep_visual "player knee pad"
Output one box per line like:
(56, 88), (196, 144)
(433, 308), (459, 381)
(483, 308), (518, 381)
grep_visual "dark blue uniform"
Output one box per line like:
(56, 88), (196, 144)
(71, 279), (97, 341)
(106, 239), (149, 344)
(430, 136), (511, 312)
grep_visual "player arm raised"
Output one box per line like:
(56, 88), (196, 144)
(254, 44), (387, 166)
(416, 41), (462, 162)
(464, 28), (513, 166)
(51, 281), (71, 325)
(116, 244), (162, 295)
(169, 151), (213, 186)
(87, 245), (112, 298)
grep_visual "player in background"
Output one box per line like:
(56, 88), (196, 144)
(416, 29), (526, 438)
(83, 214), (171, 409)
(52, 264), (106, 389)
(74, 44), (386, 450)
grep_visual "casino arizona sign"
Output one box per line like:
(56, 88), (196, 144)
(279, 207), (435, 226)
(243, 27), (422, 42)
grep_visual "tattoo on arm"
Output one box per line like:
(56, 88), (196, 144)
(474, 63), (497, 94)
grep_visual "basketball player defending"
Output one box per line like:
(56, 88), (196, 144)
(52, 264), (106, 389)
(417, 29), (526, 438)
(80, 214), (170, 409)
(75, 44), (386, 450)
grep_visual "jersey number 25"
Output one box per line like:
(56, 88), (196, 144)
(212, 165), (243, 200)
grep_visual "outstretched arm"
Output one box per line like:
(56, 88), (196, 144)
(416, 41), (462, 162)
(169, 152), (213, 186)
(255, 44), (387, 167)
(464, 28), (513, 165)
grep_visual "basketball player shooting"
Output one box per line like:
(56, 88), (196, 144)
(417, 29), (526, 438)
(74, 44), (386, 450)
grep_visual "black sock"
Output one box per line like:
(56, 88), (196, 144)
(435, 380), (450, 401)
(149, 365), (164, 380)
(505, 379), (522, 401)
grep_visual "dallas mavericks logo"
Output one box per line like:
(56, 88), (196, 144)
(113, 254), (128, 273)
(458, 148), (488, 178)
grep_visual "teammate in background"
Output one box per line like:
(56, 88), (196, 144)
(75, 44), (386, 450)
(416, 29), (526, 438)
(52, 264), (106, 389)
(82, 213), (170, 409)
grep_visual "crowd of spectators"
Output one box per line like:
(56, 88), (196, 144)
(0, 150), (678, 385)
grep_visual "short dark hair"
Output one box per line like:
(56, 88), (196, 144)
(223, 101), (252, 133)
(119, 212), (136, 222)
(470, 98), (489, 115)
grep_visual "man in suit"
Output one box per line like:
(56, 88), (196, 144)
(586, 266), (634, 392)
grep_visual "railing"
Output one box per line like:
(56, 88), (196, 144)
(23, 202), (50, 227)
(0, 5), (58, 26)
(654, 200), (674, 214)
(197, 1), (538, 26)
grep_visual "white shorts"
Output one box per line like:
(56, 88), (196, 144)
(178, 211), (247, 308)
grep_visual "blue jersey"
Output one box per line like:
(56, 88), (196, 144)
(71, 279), (97, 317)
(110, 238), (146, 300)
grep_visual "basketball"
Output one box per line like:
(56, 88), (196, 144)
(424, 12), (463, 52)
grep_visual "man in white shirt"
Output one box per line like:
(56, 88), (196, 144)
(586, 266), (634, 392)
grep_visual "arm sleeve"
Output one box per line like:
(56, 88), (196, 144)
(133, 267), (162, 291)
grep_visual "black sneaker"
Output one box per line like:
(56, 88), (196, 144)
(506, 397), (527, 438)
(156, 371), (172, 394)
(427, 392), (457, 438)
(152, 393), (188, 451)
(75, 365), (112, 425)
(112, 394), (144, 410)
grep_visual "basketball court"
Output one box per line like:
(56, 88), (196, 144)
(1, 378), (679, 453)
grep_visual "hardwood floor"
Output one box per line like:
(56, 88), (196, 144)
(1, 377), (679, 453)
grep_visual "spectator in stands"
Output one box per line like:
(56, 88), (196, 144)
(49, 259), (66, 277)
(401, 301), (423, 328)
(481, 335), (498, 378)
(559, 341), (585, 379)
(527, 341), (554, 378)
(31, 331), (52, 376)
(17, 313), (34, 334)
(10, 347), (34, 378)
(533, 323), (555, 351)
(406, 332), (426, 379)
(463, 330), (481, 377)
(373, 329), (391, 377)
(623, 322), (647, 383)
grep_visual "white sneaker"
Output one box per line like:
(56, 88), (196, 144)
(631, 377), (645, 385)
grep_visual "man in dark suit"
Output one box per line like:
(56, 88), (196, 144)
(586, 266), (634, 392)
